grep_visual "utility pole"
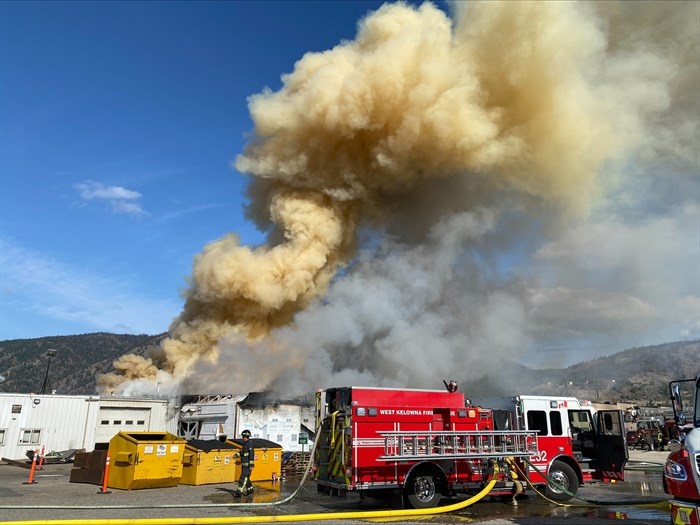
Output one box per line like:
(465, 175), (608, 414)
(40, 349), (57, 395)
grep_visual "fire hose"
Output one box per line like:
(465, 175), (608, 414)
(519, 457), (669, 507)
(1, 438), (327, 512)
(0, 436), (499, 525)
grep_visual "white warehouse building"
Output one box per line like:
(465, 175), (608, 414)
(0, 393), (177, 461)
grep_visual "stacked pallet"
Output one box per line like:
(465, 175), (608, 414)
(69, 450), (107, 485)
(282, 451), (311, 477)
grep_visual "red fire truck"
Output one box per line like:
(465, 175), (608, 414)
(664, 374), (700, 525)
(313, 386), (628, 508)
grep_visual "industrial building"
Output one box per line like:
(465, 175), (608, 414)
(178, 392), (315, 452)
(1, 390), (315, 462)
(0, 393), (177, 461)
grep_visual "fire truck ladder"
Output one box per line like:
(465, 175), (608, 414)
(377, 430), (538, 461)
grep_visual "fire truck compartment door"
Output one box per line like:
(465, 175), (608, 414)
(595, 410), (628, 471)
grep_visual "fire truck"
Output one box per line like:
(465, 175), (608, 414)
(313, 386), (628, 508)
(664, 374), (700, 525)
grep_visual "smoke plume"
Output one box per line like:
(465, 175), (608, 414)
(97, 1), (699, 396)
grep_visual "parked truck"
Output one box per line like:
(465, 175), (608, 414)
(664, 374), (700, 525)
(626, 417), (673, 450)
(312, 386), (627, 508)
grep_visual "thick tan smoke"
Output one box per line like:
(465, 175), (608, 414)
(97, 0), (694, 394)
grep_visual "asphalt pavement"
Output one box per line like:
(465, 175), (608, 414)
(0, 449), (671, 525)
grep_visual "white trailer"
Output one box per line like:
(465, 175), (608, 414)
(0, 393), (176, 461)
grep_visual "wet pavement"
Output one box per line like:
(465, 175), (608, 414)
(0, 449), (670, 524)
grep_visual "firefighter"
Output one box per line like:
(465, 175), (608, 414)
(443, 379), (458, 392)
(645, 430), (655, 450)
(234, 429), (255, 497)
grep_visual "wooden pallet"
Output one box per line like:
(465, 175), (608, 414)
(282, 452), (311, 477)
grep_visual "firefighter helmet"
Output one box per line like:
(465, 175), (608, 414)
(241, 429), (252, 438)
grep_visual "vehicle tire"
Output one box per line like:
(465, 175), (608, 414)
(404, 473), (442, 509)
(546, 460), (578, 502)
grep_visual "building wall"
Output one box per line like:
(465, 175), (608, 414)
(0, 394), (97, 460)
(96, 399), (177, 444)
(177, 396), (315, 452)
(237, 404), (315, 452)
(178, 394), (246, 441)
(0, 393), (175, 460)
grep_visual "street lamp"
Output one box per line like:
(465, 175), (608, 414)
(40, 349), (57, 395)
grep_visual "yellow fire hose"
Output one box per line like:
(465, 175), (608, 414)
(0, 432), (498, 525)
(0, 474), (498, 525)
(516, 458), (669, 507)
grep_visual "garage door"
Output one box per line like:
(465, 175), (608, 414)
(95, 407), (152, 444)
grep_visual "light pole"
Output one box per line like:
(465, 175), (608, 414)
(40, 349), (57, 395)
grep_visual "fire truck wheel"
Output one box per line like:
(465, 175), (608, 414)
(404, 473), (442, 509)
(545, 460), (578, 502)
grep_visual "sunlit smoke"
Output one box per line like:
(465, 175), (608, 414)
(97, 0), (699, 396)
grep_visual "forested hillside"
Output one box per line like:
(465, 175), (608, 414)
(0, 333), (165, 395)
(0, 334), (697, 403)
(460, 340), (699, 405)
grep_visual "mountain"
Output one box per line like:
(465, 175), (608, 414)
(459, 340), (699, 406)
(0, 334), (697, 403)
(0, 333), (165, 395)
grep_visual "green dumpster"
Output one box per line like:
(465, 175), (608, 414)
(107, 431), (186, 490)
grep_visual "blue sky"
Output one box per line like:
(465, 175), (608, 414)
(1, 0), (403, 340)
(1, 1), (698, 373)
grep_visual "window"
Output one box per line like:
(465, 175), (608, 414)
(569, 410), (593, 432)
(137, 420), (145, 425)
(549, 411), (563, 435)
(291, 434), (297, 442)
(0, 429), (6, 445)
(113, 420), (122, 425)
(599, 412), (623, 435)
(526, 410), (548, 435)
(101, 420), (109, 425)
(277, 434), (283, 442)
(20, 429), (41, 444)
(125, 420), (133, 425)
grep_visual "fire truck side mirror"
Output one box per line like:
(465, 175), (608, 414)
(668, 440), (682, 453)
(671, 384), (683, 411)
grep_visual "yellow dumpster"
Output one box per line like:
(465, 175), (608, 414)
(226, 438), (282, 482)
(180, 439), (238, 485)
(107, 431), (186, 490)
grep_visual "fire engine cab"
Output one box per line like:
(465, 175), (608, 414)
(313, 386), (628, 508)
(471, 395), (628, 497)
(664, 374), (700, 525)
